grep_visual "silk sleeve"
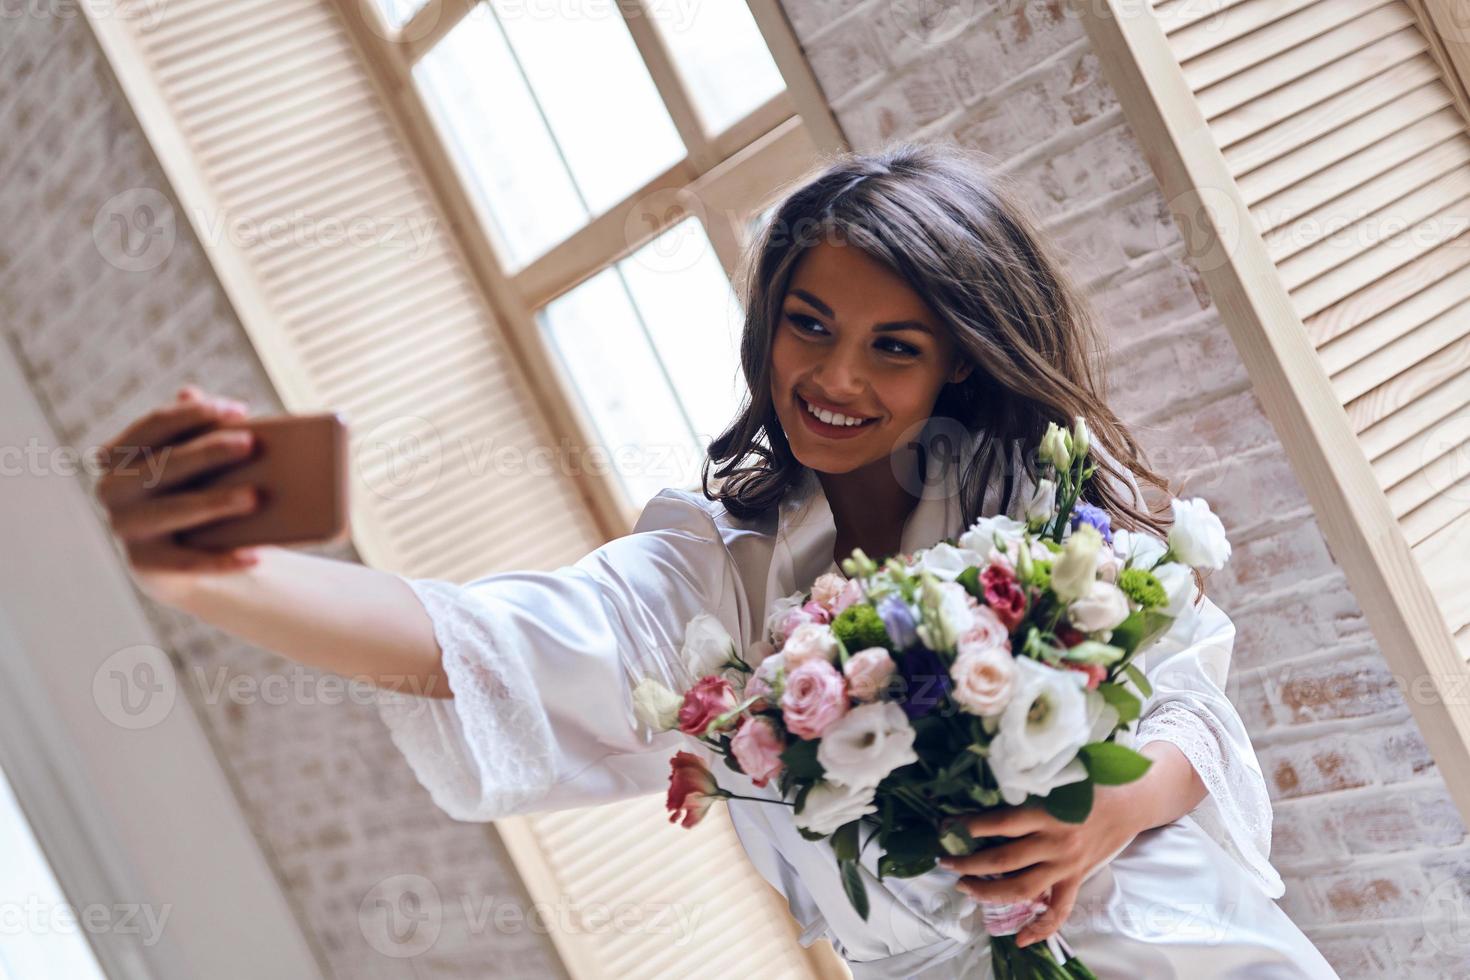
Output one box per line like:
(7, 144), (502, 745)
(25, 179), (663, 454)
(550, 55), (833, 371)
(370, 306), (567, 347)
(373, 489), (742, 822)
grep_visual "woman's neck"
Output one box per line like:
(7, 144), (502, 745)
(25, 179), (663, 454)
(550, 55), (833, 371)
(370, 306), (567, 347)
(816, 445), (925, 568)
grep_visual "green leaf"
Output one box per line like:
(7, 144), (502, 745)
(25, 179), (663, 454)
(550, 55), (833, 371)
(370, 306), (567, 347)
(1109, 609), (1174, 655)
(840, 858), (870, 920)
(956, 565), (984, 599)
(1123, 662), (1153, 700)
(1042, 778), (1094, 823)
(780, 738), (825, 780)
(831, 820), (860, 862)
(1078, 741), (1154, 785)
(1096, 681), (1141, 724)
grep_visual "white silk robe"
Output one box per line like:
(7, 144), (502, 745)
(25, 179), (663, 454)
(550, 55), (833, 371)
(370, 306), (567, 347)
(375, 432), (1340, 979)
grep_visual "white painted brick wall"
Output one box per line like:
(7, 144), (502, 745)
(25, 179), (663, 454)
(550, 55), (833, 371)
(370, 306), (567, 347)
(0, 10), (566, 979)
(797, 0), (1470, 976)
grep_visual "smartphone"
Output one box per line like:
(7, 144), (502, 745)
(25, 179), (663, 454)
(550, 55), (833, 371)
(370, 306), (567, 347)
(175, 412), (350, 550)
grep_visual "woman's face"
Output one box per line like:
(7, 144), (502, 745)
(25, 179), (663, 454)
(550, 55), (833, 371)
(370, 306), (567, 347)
(769, 239), (973, 474)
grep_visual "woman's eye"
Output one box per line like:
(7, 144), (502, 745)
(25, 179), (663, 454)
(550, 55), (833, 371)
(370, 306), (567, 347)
(785, 313), (919, 358)
(786, 312), (825, 335)
(878, 339), (920, 357)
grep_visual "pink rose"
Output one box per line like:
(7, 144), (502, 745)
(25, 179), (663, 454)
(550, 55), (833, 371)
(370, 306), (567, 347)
(677, 676), (738, 736)
(782, 622), (839, 668)
(780, 659), (849, 739)
(666, 751), (721, 828)
(981, 563), (1027, 630)
(801, 599), (832, 625)
(957, 604), (1011, 656)
(832, 576), (864, 614)
(810, 572), (848, 609)
(746, 651), (786, 711)
(777, 606), (818, 642)
(843, 647), (897, 702)
(1064, 662), (1108, 690)
(730, 715), (786, 787)
(949, 646), (1017, 716)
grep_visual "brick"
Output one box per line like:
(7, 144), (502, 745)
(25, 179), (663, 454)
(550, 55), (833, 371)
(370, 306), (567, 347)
(1012, 124), (1154, 220)
(805, 18), (889, 105)
(1271, 804), (1348, 864)
(1314, 864), (1432, 920)
(1259, 740), (1376, 800)
(1330, 788), (1466, 854)
(1215, 521), (1339, 598)
(1105, 316), (1252, 421)
(1229, 577), (1368, 671)
(1257, 648), (1405, 726)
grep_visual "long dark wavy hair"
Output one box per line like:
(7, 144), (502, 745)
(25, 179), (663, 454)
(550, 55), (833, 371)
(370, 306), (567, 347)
(701, 139), (1199, 591)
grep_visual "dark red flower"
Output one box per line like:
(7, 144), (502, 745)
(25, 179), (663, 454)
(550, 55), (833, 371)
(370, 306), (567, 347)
(666, 751), (721, 828)
(980, 563), (1027, 630)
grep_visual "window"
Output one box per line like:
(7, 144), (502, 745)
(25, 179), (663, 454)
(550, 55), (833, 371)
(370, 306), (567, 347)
(359, 0), (837, 514)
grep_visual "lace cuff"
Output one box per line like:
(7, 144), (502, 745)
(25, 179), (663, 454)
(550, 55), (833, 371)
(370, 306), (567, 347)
(375, 575), (557, 822)
(1136, 699), (1284, 898)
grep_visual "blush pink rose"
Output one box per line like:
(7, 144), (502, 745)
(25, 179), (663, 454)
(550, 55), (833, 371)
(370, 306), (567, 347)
(832, 576), (864, 614)
(843, 647), (897, 702)
(730, 715), (786, 787)
(677, 675), (738, 736)
(779, 659), (849, 739)
(810, 572), (848, 609)
(949, 646), (1017, 716)
(778, 606), (819, 642)
(782, 622), (839, 668)
(957, 604), (1011, 656)
(801, 599), (832, 625)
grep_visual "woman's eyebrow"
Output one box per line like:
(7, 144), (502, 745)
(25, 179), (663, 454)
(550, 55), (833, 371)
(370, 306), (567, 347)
(788, 288), (935, 335)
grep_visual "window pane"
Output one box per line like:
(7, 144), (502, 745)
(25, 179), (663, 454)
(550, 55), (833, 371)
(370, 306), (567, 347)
(415, 15), (588, 268)
(538, 220), (745, 509)
(493, 0), (686, 213)
(650, 1), (786, 135)
(365, 0), (422, 30)
(620, 218), (745, 445)
(0, 766), (107, 980)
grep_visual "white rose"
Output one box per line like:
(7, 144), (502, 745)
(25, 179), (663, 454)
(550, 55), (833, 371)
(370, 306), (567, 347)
(794, 778), (879, 836)
(682, 612), (736, 679)
(915, 541), (984, 581)
(958, 515), (1028, 563)
(630, 676), (682, 732)
(1153, 561), (1198, 617)
(816, 702), (919, 789)
(811, 572), (848, 607)
(782, 622), (839, 668)
(1168, 498), (1232, 570)
(748, 650), (788, 703)
(1068, 580), (1131, 633)
(1022, 477), (1057, 523)
(949, 645), (1016, 717)
(1050, 524), (1102, 602)
(916, 577), (975, 650)
(987, 657), (1094, 805)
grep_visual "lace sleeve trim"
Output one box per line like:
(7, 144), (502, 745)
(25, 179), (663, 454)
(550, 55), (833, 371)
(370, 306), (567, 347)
(1136, 700), (1285, 899)
(374, 576), (557, 822)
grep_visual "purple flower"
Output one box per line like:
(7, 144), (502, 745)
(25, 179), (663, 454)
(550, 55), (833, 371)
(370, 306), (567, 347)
(876, 595), (917, 650)
(1070, 502), (1113, 545)
(895, 647), (951, 719)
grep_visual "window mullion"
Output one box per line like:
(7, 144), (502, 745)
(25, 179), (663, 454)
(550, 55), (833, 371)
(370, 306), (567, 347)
(398, 0), (478, 66)
(614, 0), (717, 170)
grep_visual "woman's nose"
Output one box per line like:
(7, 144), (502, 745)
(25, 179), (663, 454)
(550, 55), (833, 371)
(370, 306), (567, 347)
(813, 348), (866, 398)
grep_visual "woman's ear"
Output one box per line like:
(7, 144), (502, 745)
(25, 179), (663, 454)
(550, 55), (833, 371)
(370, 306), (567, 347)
(950, 360), (974, 384)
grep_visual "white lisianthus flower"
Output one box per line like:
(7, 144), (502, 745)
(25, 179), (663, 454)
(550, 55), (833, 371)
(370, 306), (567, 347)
(915, 541), (984, 581)
(988, 659), (1117, 805)
(630, 676), (683, 732)
(782, 622), (840, 668)
(957, 514), (1028, 564)
(1112, 528), (1165, 569)
(1068, 579), (1131, 633)
(1022, 477), (1057, 523)
(794, 779), (879, 836)
(764, 590), (806, 645)
(1168, 498), (1232, 570)
(816, 702), (919, 789)
(1152, 561), (1199, 617)
(1050, 524), (1103, 602)
(1071, 416), (1090, 460)
(916, 577), (976, 650)
(1040, 421), (1072, 471)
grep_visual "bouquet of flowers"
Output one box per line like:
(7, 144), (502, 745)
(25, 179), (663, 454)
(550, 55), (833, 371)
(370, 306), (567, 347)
(635, 418), (1233, 978)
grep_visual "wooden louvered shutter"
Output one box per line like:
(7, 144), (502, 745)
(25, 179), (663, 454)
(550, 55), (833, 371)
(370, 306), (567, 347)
(1076, 0), (1470, 824)
(81, 1), (846, 976)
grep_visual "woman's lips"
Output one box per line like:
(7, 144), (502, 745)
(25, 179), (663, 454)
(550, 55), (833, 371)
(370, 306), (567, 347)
(795, 393), (878, 440)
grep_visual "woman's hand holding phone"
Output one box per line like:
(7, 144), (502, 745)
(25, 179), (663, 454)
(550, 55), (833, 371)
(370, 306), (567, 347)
(94, 384), (264, 602)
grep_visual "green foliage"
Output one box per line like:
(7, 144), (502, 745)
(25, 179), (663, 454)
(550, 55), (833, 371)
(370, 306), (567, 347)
(840, 859), (869, 920)
(1117, 567), (1167, 609)
(1078, 741), (1153, 785)
(831, 603), (891, 652)
(780, 738), (824, 778)
(1042, 778), (1094, 823)
(1096, 681), (1142, 724)
(1108, 609), (1174, 654)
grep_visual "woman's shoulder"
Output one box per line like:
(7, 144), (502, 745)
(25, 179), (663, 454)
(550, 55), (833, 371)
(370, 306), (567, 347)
(634, 486), (779, 540)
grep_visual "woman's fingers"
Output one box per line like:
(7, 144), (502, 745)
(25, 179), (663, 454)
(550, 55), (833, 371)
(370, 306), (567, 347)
(145, 427), (257, 494)
(959, 864), (1056, 905)
(1016, 876), (1081, 948)
(96, 397), (249, 504)
(940, 834), (1051, 877)
(126, 538), (260, 575)
(109, 482), (259, 541)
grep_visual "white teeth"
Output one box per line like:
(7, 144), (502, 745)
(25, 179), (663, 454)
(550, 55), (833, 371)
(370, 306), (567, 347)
(802, 396), (869, 427)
